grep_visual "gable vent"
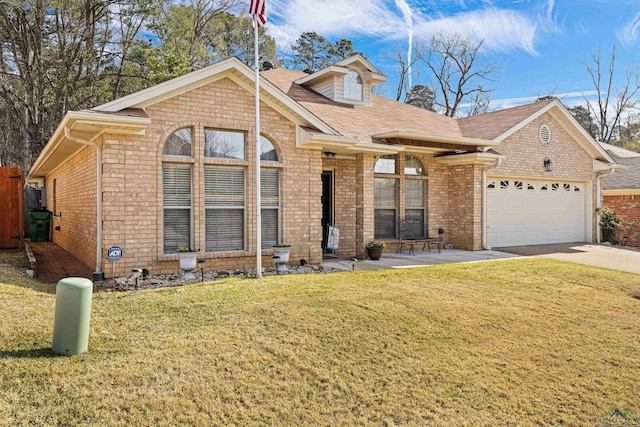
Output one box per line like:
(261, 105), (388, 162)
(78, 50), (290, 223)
(539, 124), (551, 144)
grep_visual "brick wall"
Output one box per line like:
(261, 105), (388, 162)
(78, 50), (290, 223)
(45, 145), (97, 271)
(98, 77), (322, 276)
(491, 112), (594, 181)
(603, 194), (640, 247)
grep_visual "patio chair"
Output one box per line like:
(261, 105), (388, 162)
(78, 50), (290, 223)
(396, 221), (442, 255)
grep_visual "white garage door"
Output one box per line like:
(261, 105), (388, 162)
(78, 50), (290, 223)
(487, 178), (586, 247)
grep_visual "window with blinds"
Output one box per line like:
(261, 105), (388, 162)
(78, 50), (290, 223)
(204, 165), (245, 251)
(374, 177), (397, 239)
(163, 163), (192, 253)
(405, 179), (426, 235)
(261, 168), (280, 248)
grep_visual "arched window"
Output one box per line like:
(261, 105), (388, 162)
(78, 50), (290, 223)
(260, 136), (281, 247)
(404, 155), (426, 176)
(163, 127), (192, 156)
(162, 128), (193, 253)
(374, 155), (396, 174)
(260, 135), (280, 161)
(343, 70), (363, 101)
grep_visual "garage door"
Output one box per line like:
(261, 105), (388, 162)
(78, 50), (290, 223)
(486, 178), (586, 247)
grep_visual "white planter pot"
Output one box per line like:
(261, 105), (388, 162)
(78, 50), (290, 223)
(179, 252), (198, 279)
(272, 246), (291, 273)
(272, 247), (291, 263)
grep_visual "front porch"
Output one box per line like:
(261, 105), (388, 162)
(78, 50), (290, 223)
(320, 150), (498, 259)
(322, 247), (520, 271)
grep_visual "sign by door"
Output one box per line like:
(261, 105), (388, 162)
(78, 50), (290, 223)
(327, 226), (339, 251)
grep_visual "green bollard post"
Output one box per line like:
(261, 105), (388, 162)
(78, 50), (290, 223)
(52, 277), (93, 356)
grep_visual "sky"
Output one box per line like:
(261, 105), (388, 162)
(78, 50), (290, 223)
(261, 0), (640, 111)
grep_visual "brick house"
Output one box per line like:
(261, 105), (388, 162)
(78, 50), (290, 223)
(27, 56), (618, 279)
(600, 142), (640, 247)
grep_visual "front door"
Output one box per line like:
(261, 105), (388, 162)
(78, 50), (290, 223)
(321, 171), (334, 252)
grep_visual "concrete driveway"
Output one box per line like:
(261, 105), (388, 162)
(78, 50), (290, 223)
(495, 243), (640, 275)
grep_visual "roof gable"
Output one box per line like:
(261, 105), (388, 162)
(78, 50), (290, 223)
(458, 98), (614, 163)
(294, 54), (387, 87)
(94, 57), (337, 136)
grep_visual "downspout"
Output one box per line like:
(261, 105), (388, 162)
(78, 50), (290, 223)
(595, 168), (616, 243)
(64, 127), (104, 281)
(482, 158), (502, 250)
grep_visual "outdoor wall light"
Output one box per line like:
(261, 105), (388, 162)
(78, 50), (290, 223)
(324, 151), (337, 159)
(544, 158), (553, 172)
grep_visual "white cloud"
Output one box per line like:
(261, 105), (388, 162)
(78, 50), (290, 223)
(268, 0), (403, 44)
(617, 12), (640, 47)
(490, 90), (598, 110)
(412, 8), (538, 54)
(267, 0), (541, 55)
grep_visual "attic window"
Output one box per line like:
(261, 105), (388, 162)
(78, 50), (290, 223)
(539, 124), (551, 144)
(343, 70), (363, 101)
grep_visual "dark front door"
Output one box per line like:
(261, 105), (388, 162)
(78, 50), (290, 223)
(321, 171), (333, 252)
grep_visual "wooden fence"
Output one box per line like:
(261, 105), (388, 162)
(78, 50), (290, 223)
(0, 166), (24, 249)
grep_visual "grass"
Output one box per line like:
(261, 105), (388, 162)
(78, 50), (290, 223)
(1, 250), (640, 426)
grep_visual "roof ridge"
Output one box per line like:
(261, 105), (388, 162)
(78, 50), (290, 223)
(457, 97), (556, 122)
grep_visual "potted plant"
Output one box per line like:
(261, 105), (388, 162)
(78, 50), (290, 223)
(177, 248), (198, 279)
(366, 241), (386, 260)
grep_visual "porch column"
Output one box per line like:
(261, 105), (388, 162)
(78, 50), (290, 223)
(356, 153), (375, 258)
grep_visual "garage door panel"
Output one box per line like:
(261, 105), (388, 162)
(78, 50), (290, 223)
(487, 178), (586, 247)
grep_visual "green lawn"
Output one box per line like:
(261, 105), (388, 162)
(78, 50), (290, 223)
(1, 250), (639, 426)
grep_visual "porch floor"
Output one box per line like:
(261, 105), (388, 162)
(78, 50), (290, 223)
(322, 248), (520, 271)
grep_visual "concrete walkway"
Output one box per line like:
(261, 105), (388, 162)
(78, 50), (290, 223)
(28, 241), (93, 283)
(495, 243), (640, 275)
(323, 248), (520, 271)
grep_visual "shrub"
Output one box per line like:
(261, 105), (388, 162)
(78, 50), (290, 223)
(366, 241), (386, 249)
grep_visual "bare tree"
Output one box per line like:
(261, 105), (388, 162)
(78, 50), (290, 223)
(380, 44), (424, 101)
(464, 89), (492, 116)
(579, 43), (640, 144)
(0, 0), (112, 170)
(422, 32), (497, 117)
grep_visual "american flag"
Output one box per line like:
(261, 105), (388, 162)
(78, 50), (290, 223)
(250, 0), (267, 29)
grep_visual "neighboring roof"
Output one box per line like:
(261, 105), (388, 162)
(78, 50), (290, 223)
(261, 68), (463, 144)
(457, 98), (556, 140)
(603, 153), (640, 190)
(598, 141), (640, 158)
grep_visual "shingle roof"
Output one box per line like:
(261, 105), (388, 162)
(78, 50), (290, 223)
(456, 98), (556, 140)
(603, 153), (640, 190)
(261, 68), (463, 143)
(598, 141), (640, 158)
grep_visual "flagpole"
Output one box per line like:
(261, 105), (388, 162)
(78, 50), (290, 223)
(254, 14), (262, 279)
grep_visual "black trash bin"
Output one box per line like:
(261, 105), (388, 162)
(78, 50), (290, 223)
(29, 210), (51, 242)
